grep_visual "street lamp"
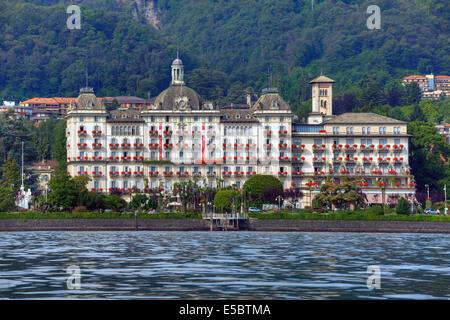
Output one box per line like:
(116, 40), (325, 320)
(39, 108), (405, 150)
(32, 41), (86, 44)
(425, 184), (430, 199)
(276, 195), (283, 210)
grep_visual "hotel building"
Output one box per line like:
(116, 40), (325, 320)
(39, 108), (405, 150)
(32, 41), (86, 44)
(66, 57), (416, 207)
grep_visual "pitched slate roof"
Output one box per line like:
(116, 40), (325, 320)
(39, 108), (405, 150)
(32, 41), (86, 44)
(324, 113), (407, 124)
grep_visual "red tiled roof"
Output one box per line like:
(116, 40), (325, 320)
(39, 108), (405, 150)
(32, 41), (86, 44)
(403, 75), (426, 80)
(435, 75), (450, 79)
(32, 160), (58, 168)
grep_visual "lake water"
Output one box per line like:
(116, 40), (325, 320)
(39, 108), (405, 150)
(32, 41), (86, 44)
(0, 231), (449, 299)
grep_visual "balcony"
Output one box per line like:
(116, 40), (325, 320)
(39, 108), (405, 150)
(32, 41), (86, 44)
(393, 157), (404, 163)
(133, 142), (144, 149)
(207, 130), (216, 137)
(176, 171), (189, 177)
(333, 157), (343, 163)
(148, 171), (159, 177)
(121, 171), (132, 177)
(132, 156), (144, 161)
(163, 143), (173, 149)
(313, 157), (326, 164)
(377, 144), (390, 152)
(263, 130), (272, 137)
(292, 144), (305, 151)
(163, 171), (174, 177)
(149, 130), (159, 137)
(362, 157), (373, 163)
(222, 171), (232, 177)
(77, 143), (88, 149)
(121, 143), (131, 149)
(278, 143), (288, 150)
(343, 144), (356, 152)
(77, 171), (88, 176)
(148, 143), (159, 149)
(312, 144), (325, 152)
(332, 144), (343, 151)
(278, 156), (290, 162)
(92, 143), (102, 149)
(206, 171), (216, 178)
(121, 156), (132, 161)
(192, 172), (202, 178)
(278, 130), (288, 137)
(92, 130), (102, 137)
(108, 156), (120, 161)
(246, 171), (257, 176)
(163, 130), (173, 137)
(109, 143), (119, 149)
(278, 171), (288, 178)
(263, 143), (273, 149)
(392, 145), (405, 153)
(77, 130), (87, 136)
(133, 171), (144, 177)
(109, 171), (119, 177)
(192, 130), (201, 137)
(292, 156), (305, 163)
(92, 171), (103, 177)
(234, 171), (245, 177)
(292, 171), (304, 176)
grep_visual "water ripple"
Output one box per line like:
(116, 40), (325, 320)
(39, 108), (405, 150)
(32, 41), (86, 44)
(0, 231), (449, 299)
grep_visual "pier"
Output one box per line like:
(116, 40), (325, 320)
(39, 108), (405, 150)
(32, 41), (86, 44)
(202, 213), (250, 231)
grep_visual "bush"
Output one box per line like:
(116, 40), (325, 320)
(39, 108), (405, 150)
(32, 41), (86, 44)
(396, 197), (411, 215)
(243, 174), (283, 208)
(367, 205), (384, 215)
(103, 195), (127, 211)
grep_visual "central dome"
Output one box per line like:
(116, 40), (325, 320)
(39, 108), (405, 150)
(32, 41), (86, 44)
(154, 85), (203, 110)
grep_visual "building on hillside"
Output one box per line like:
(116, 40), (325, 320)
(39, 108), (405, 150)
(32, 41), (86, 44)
(435, 123), (450, 144)
(65, 57), (416, 207)
(20, 97), (76, 117)
(0, 101), (33, 119)
(402, 74), (450, 99)
(31, 160), (58, 196)
(103, 96), (152, 110)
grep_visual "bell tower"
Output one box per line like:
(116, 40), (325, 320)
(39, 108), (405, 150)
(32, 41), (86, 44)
(310, 75), (335, 116)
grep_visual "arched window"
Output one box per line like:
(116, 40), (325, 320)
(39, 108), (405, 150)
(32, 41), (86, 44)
(132, 126), (136, 135)
(324, 101), (327, 108)
(119, 126), (123, 136)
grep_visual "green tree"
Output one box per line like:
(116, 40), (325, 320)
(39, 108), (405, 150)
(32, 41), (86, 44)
(214, 189), (239, 212)
(1, 157), (22, 192)
(0, 186), (16, 212)
(243, 174), (283, 208)
(402, 82), (422, 106)
(408, 121), (450, 195)
(52, 120), (67, 173)
(47, 174), (79, 211)
(314, 179), (364, 210)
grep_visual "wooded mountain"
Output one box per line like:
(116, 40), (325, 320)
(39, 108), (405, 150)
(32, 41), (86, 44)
(0, 0), (448, 107)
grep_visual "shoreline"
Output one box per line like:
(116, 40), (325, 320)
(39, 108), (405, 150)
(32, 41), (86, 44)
(0, 219), (449, 234)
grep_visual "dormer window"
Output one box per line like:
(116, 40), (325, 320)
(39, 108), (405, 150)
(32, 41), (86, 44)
(122, 114), (127, 119)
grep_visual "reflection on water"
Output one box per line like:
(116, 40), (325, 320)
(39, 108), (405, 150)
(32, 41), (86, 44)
(0, 231), (449, 299)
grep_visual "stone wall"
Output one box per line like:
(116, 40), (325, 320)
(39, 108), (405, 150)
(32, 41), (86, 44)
(0, 219), (449, 233)
(0, 219), (210, 232)
(248, 219), (450, 234)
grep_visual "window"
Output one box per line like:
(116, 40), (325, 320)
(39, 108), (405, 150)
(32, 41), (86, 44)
(333, 127), (340, 134)
(346, 127), (354, 134)
(280, 116), (284, 122)
(180, 116), (184, 122)
(362, 127), (366, 134)
(194, 116), (199, 121)
(209, 116), (213, 122)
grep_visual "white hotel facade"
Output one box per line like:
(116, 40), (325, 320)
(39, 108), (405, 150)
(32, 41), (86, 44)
(66, 57), (416, 207)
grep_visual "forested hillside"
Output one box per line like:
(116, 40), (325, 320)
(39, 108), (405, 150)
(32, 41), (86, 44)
(0, 0), (448, 105)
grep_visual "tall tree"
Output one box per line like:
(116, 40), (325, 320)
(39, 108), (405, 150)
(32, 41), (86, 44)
(1, 157), (22, 193)
(52, 120), (67, 175)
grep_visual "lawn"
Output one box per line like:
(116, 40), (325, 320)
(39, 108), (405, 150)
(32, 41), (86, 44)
(248, 211), (450, 222)
(0, 211), (202, 219)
